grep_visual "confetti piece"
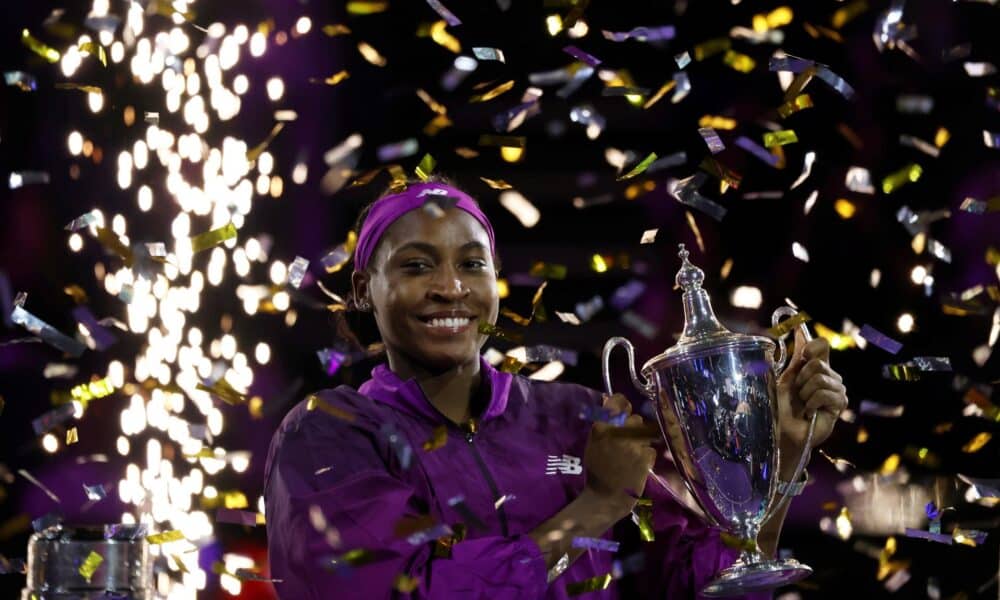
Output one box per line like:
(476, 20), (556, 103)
(640, 229), (658, 244)
(83, 484), (106, 501)
(602, 86), (650, 97)
(21, 29), (59, 62)
(357, 41), (387, 66)
(778, 94), (813, 118)
(216, 508), (265, 526)
(287, 257), (309, 289)
(78, 550), (103, 583)
(246, 123), (284, 163)
(904, 528), (953, 544)
(735, 136), (781, 167)
(698, 127), (726, 154)
(601, 26), (675, 42)
(196, 377), (246, 405)
(447, 495), (487, 530)
(668, 173), (727, 221)
(422, 425), (448, 452)
(477, 321), (525, 343)
(9, 171), (50, 189)
(380, 423), (413, 469)
(572, 537), (620, 552)
(478, 134), (526, 148)
(859, 324), (903, 354)
(32, 403), (77, 436)
(766, 311), (811, 338)
(499, 190), (540, 228)
(189, 223), (237, 254)
(694, 37), (731, 61)
(621, 311), (658, 340)
(859, 400), (904, 417)
(425, 0), (461, 26)
(4, 70), (37, 91)
(882, 163), (923, 194)
(763, 129), (798, 147)
(77, 41), (107, 67)
(309, 70), (350, 86)
(616, 152), (657, 181)
(146, 530), (184, 545)
(19, 469), (60, 504)
(722, 50), (756, 73)
(32, 512), (63, 532)
(479, 177), (513, 190)
(71, 306), (118, 351)
(346, 1), (388, 15)
(565, 572), (613, 596)
(962, 432), (992, 453)
(610, 280), (646, 311)
(472, 47), (505, 62)
(470, 80), (515, 103)
(562, 45), (601, 67)
(66, 427), (79, 445)
(845, 167), (875, 194)
(414, 153), (436, 181)
(900, 134), (940, 158)
(11, 305), (86, 357)
(394, 574), (420, 592)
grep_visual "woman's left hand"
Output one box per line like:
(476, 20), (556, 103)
(776, 327), (848, 476)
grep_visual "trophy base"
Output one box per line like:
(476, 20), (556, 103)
(700, 558), (813, 597)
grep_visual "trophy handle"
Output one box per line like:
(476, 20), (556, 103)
(763, 306), (819, 527)
(601, 336), (654, 398)
(601, 337), (712, 522)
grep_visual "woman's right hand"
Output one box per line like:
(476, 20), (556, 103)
(582, 393), (658, 517)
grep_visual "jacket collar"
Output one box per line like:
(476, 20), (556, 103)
(358, 355), (513, 424)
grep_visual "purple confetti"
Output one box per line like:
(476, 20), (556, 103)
(601, 26), (675, 42)
(104, 523), (148, 540)
(572, 537), (620, 552)
(71, 306), (118, 351)
(83, 484), (107, 501)
(610, 280), (647, 311)
(317, 348), (346, 376)
(563, 45), (602, 67)
(425, 0), (461, 26)
(406, 523), (453, 545)
(698, 127), (726, 154)
(31, 512), (62, 532)
(216, 508), (262, 526)
(768, 54), (815, 73)
(735, 136), (780, 167)
(859, 324), (903, 354)
(859, 400), (904, 417)
(904, 528), (953, 544)
(32, 402), (77, 435)
(380, 423), (413, 470)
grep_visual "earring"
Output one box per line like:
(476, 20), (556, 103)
(358, 300), (371, 311)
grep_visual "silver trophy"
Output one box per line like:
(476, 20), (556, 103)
(22, 523), (153, 599)
(602, 245), (817, 597)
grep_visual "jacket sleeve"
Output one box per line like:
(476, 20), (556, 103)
(264, 403), (548, 600)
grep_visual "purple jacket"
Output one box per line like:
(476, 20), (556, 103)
(264, 357), (760, 599)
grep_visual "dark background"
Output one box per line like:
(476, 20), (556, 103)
(1, 0), (998, 598)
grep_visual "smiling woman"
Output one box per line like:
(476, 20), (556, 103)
(262, 178), (847, 599)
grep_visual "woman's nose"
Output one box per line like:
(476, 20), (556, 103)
(428, 272), (469, 300)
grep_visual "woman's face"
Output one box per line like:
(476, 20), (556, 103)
(353, 207), (499, 373)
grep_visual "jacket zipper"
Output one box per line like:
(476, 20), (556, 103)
(464, 427), (510, 538)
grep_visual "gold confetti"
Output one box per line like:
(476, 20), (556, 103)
(693, 37), (731, 61)
(414, 153), (436, 181)
(529, 262), (567, 280)
(777, 94), (814, 118)
(566, 574), (613, 596)
(834, 199), (857, 219)
(499, 355), (526, 374)
(78, 550), (103, 583)
(616, 152), (658, 181)
(477, 321), (524, 343)
(879, 453), (900, 476)
(429, 20), (461, 54)
(54, 83), (104, 94)
(77, 41), (107, 67)
(698, 115), (738, 130)
(95, 227), (134, 263)
(470, 80), (515, 103)
(195, 376), (246, 405)
(763, 130), (799, 147)
(783, 67), (817, 103)
(642, 79), (676, 110)
(223, 491), (249, 509)
(357, 42), (387, 66)
(934, 127), (950, 148)
(479, 177), (513, 190)
(881, 163), (922, 194)
(306, 394), (357, 422)
(394, 574), (420, 593)
(188, 223), (238, 254)
(685, 211), (705, 253)
(309, 70), (350, 86)
(146, 530), (185, 545)
(422, 425), (448, 452)
(722, 50), (756, 73)
(70, 376), (115, 405)
(832, 0), (868, 29)
(247, 122), (285, 162)
(66, 427), (78, 445)
(346, 1), (389, 14)
(766, 310), (811, 338)
(322, 24), (352, 36)
(63, 285), (89, 304)
(962, 432), (992, 453)
(21, 30), (60, 63)
(478, 134), (525, 148)
(416, 89), (447, 115)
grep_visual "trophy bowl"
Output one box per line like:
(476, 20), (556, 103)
(602, 245), (817, 597)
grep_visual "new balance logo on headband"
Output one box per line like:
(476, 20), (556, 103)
(545, 454), (583, 475)
(417, 187), (449, 197)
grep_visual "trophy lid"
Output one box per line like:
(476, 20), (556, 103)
(641, 244), (774, 372)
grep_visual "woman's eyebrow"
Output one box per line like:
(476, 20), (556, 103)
(393, 241), (487, 257)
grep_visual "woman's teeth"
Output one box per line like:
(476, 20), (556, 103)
(428, 317), (471, 328)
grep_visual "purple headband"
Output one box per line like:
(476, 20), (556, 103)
(354, 182), (496, 271)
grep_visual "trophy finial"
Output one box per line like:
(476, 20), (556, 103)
(675, 244), (705, 292)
